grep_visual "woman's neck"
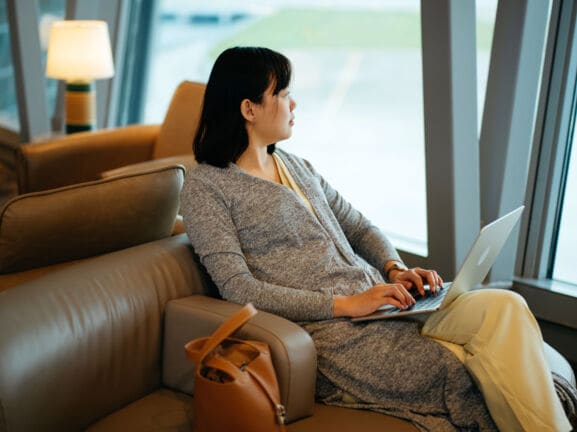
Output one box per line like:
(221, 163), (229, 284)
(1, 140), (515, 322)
(236, 144), (281, 184)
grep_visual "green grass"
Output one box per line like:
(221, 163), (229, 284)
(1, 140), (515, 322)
(210, 8), (495, 59)
(211, 8), (420, 57)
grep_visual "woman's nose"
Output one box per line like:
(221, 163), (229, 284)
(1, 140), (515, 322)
(290, 97), (296, 110)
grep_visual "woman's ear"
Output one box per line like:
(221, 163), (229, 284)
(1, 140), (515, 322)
(240, 99), (255, 122)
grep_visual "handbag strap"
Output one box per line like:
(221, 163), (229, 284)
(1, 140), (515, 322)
(197, 303), (258, 361)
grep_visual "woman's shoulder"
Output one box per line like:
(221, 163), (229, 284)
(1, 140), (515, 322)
(185, 162), (233, 183)
(182, 163), (234, 196)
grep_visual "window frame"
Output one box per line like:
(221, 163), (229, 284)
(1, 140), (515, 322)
(513, 0), (577, 329)
(518, 0), (577, 282)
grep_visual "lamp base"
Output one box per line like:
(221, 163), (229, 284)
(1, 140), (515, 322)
(65, 82), (96, 134)
(66, 124), (93, 134)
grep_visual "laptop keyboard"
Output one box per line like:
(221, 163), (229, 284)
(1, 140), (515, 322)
(411, 290), (445, 310)
(387, 284), (449, 314)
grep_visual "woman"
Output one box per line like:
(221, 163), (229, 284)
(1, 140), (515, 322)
(181, 47), (572, 432)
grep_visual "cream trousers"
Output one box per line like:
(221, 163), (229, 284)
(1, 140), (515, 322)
(422, 289), (571, 432)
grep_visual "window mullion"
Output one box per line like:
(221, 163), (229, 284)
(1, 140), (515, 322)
(521, 0), (577, 279)
(421, 0), (479, 278)
(478, 0), (550, 282)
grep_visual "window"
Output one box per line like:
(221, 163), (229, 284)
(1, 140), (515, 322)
(145, 1), (429, 255)
(0, 0), (64, 135)
(274, 4), (427, 256)
(37, 0), (65, 124)
(552, 111), (577, 285)
(518, 0), (577, 291)
(0, 0), (19, 131)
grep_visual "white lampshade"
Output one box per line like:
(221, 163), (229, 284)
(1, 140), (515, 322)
(46, 20), (114, 82)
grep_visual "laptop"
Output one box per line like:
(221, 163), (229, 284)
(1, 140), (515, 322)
(351, 206), (524, 323)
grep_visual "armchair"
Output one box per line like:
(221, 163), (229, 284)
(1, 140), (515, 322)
(16, 81), (204, 194)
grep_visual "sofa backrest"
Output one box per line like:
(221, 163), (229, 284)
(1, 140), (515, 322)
(0, 165), (184, 279)
(154, 81), (205, 159)
(0, 234), (216, 432)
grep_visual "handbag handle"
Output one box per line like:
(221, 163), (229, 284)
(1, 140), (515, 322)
(186, 303), (258, 363)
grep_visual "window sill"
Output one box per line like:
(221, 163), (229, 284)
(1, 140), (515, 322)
(513, 277), (577, 329)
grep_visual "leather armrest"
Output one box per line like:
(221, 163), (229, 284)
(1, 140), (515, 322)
(162, 295), (316, 423)
(17, 124), (160, 193)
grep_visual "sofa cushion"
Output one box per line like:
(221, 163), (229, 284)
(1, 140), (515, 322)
(0, 165), (184, 274)
(87, 390), (418, 432)
(86, 389), (193, 432)
(287, 404), (418, 432)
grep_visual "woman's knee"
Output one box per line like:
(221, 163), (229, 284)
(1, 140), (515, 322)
(469, 289), (529, 314)
(483, 290), (538, 332)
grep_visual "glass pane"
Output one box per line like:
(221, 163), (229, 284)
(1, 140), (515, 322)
(37, 0), (65, 125)
(553, 133), (577, 285)
(147, 0), (428, 254)
(476, 0), (498, 130)
(0, 1), (64, 132)
(0, 0), (20, 131)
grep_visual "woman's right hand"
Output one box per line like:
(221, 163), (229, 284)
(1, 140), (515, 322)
(333, 284), (416, 318)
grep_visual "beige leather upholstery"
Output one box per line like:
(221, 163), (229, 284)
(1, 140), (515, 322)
(100, 81), (205, 180)
(17, 124), (158, 193)
(86, 389), (193, 432)
(16, 81), (205, 194)
(0, 165), (184, 277)
(154, 81), (205, 159)
(0, 233), (419, 432)
(101, 154), (197, 179)
(287, 404), (419, 432)
(0, 259), (80, 292)
(87, 390), (420, 432)
(0, 235), (202, 431)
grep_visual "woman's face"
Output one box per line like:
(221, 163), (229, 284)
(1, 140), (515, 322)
(250, 83), (296, 145)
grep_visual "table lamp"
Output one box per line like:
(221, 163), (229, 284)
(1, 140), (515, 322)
(46, 20), (114, 134)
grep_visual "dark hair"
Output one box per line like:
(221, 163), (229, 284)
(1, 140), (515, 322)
(193, 47), (292, 167)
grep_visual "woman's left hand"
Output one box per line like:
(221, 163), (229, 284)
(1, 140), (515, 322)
(389, 267), (443, 296)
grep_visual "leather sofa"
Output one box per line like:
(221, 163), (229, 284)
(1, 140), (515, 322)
(0, 228), (575, 430)
(0, 230), (421, 431)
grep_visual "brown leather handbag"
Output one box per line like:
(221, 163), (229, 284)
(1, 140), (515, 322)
(184, 303), (287, 432)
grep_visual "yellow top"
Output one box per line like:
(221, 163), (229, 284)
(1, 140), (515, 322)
(272, 153), (316, 216)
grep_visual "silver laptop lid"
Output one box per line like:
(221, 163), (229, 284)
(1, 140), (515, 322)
(440, 205), (524, 307)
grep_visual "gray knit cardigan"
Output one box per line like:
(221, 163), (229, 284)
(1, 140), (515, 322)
(181, 148), (401, 321)
(181, 149), (496, 431)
